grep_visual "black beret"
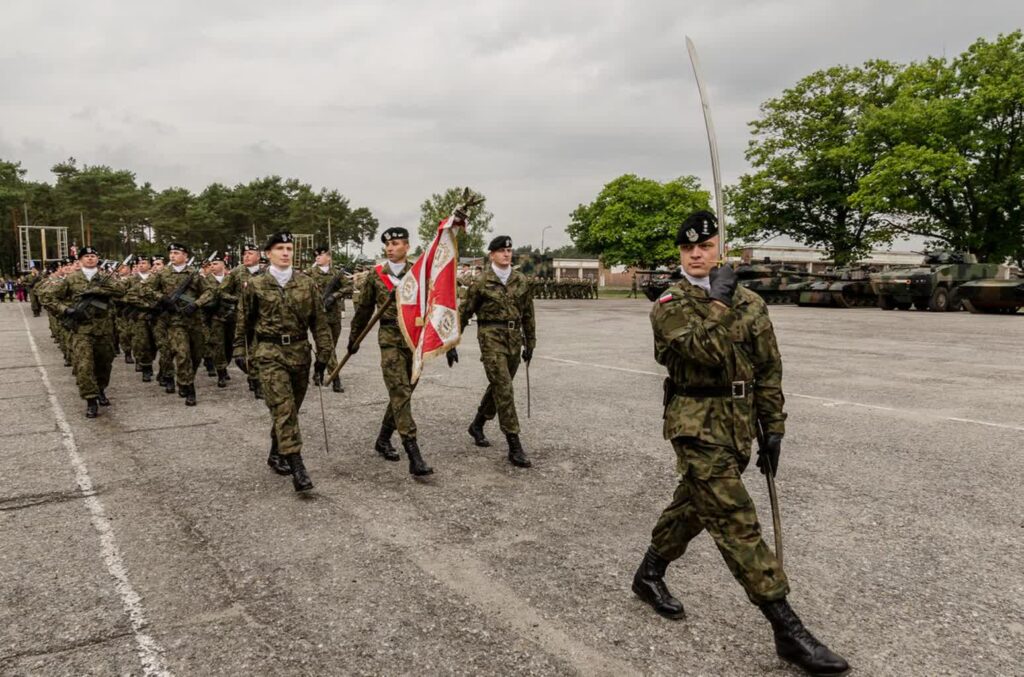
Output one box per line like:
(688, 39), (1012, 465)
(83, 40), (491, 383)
(167, 242), (190, 254)
(209, 252), (225, 262)
(264, 232), (294, 249)
(314, 245), (330, 256)
(139, 256), (154, 265)
(488, 236), (513, 252)
(77, 246), (99, 259)
(675, 210), (718, 245)
(259, 256), (269, 264)
(381, 227), (409, 244)
(242, 242), (260, 252)
(151, 254), (166, 263)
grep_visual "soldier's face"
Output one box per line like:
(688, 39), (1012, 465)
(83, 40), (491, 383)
(385, 239), (409, 263)
(138, 261), (151, 273)
(680, 237), (718, 278)
(489, 248), (513, 267)
(243, 250), (259, 266)
(316, 252), (331, 267)
(80, 254), (99, 268)
(152, 260), (165, 272)
(211, 261), (225, 275)
(268, 243), (292, 268)
(169, 250), (187, 265)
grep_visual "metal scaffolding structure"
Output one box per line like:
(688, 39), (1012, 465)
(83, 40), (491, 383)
(18, 225), (70, 272)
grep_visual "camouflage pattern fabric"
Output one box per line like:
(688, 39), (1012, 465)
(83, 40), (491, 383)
(459, 267), (536, 434)
(349, 263), (419, 439)
(43, 269), (125, 399)
(222, 264), (263, 382)
(234, 270), (332, 456)
(306, 265), (351, 374)
(122, 274), (156, 367)
(204, 274), (234, 370)
(650, 437), (789, 605)
(143, 266), (213, 386)
(646, 278), (788, 605)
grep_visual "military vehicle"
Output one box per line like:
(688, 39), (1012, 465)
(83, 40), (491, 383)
(795, 266), (879, 308)
(870, 251), (1000, 311)
(958, 273), (1024, 314)
(736, 263), (818, 305)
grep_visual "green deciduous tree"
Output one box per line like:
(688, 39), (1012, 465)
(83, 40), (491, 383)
(728, 61), (902, 265)
(852, 32), (1024, 263)
(567, 174), (711, 267)
(418, 186), (493, 256)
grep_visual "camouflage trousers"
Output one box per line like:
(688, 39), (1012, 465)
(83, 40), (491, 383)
(256, 355), (309, 456)
(324, 319), (342, 375)
(30, 291), (41, 315)
(205, 318), (229, 370)
(70, 331), (115, 400)
(131, 317), (155, 367)
(167, 321), (204, 386)
(477, 349), (522, 434)
(380, 344), (419, 439)
(650, 437), (789, 605)
(154, 317), (173, 379)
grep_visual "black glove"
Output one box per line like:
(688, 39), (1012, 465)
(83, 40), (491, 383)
(63, 306), (85, 321)
(346, 340), (359, 356)
(708, 265), (738, 306)
(313, 360), (327, 381)
(521, 346), (533, 363)
(160, 297), (177, 313)
(446, 348), (459, 367)
(181, 302), (199, 316)
(234, 356), (249, 374)
(757, 433), (783, 476)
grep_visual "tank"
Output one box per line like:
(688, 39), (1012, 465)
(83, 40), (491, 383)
(869, 251), (1001, 311)
(957, 274), (1024, 314)
(737, 262), (819, 305)
(795, 266), (879, 308)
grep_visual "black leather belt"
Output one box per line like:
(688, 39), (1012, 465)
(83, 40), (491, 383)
(673, 381), (752, 399)
(257, 333), (307, 346)
(477, 319), (520, 329)
(379, 318), (398, 327)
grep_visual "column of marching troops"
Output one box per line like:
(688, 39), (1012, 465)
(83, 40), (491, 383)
(23, 212), (849, 675)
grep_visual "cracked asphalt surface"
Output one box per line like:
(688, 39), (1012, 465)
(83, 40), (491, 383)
(1, 300), (1021, 676)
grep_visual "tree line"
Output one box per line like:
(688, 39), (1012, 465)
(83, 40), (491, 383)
(570, 31), (1024, 268)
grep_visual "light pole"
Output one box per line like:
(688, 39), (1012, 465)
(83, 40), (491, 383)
(541, 225), (552, 253)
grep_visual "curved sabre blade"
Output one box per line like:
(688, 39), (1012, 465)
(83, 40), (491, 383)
(685, 36), (726, 259)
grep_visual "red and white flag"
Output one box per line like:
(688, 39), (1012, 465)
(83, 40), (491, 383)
(397, 212), (463, 383)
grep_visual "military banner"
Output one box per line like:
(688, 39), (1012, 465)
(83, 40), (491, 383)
(397, 213), (463, 383)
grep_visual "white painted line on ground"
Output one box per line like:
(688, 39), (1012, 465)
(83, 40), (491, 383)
(19, 306), (173, 676)
(536, 354), (1022, 431)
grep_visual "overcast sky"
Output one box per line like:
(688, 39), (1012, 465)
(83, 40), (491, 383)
(1, 1), (1020, 249)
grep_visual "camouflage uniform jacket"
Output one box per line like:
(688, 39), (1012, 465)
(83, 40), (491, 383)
(459, 267), (536, 355)
(306, 264), (352, 321)
(142, 265), (214, 327)
(651, 279), (786, 452)
(45, 270), (126, 336)
(233, 270), (333, 367)
(350, 262), (411, 350)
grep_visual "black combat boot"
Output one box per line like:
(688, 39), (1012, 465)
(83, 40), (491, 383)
(63, 354), (72, 367)
(96, 390), (111, 406)
(217, 369), (228, 388)
(287, 453), (314, 492)
(374, 425), (400, 461)
(759, 599), (849, 675)
(267, 433), (291, 476)
(135, 362), (143, 372)
(184, 384), (196, 407)
(204, 357), (215, 377)
(165, 377), (176, 394)
(124, 349), (134, 364)
(247, 377), (256, 392)
(468, 412), (491, 447)
(141, 366), (153, 382)
(331, 376), (344, 393)
(253, 381), (263, 400)
(223, 370), (231, 381)
(312, 370), (323, 387)
(85, 398), (99, 419)
(632, 546), (685, 619)
(402, 438), (434, 476)
(506, 433), (532, 468)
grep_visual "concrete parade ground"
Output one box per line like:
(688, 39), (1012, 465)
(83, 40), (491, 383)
(0, 299), (1021, 676)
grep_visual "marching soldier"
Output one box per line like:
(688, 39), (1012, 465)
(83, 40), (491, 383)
(204, 254), (234, 388)
(631, 211), (848, 676)
(306, 245), (350, 393)
(123, 256), (157, 382)
(42, 246), (125, 418)
(347, 226), (433, 476)
(143, 243), (213, 406)
(224, 243), (265, 399)
(451, 235), (536, 468)
(233, 232), (333, 492)
(25, 268), (43, 316)
(148, 255), (175, 389)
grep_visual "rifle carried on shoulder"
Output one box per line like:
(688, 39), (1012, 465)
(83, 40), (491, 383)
(162, 252), (215, 313)
(322, 267), (353, 311)
(61, 254), (132, 331)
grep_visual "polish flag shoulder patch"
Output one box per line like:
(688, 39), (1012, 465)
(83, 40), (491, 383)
(658, 293), (675, 304)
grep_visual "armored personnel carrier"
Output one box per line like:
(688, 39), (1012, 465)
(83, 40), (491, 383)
(795, 265), (879, 308)
(870, 251), (1000, 311)
(958, 273), (1023, 314)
